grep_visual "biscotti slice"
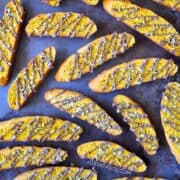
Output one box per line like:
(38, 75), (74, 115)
(25, 12), (97, 38)
(152, 0), (180, 12)
(40, 0), (61, 6)
(0, 0), (24, 86)
(82, 0), (99, 6)
(77, 141), (146, 173)
(103, 0), (180, 57)
(89, 58), (178, 93)
(0, 146), (67, 171)
(114, 178), (165, 180)
(8, 46), (56, 110)
(113, 95), (158, 155)
(0, 116), (82, 142)
(44, 88), (122, 136)
(15, 166), (97, 180)
(161, 82), (180, 163)
(55, 32), (135, 82)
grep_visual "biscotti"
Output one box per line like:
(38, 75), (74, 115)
(40, 0), (61, 6)
(160, 82), (180, 163)
(0, 146), (67, 171)
(103, 0), (180, 57)
(44, 88), (122, 136)
(15, 167), (97, 180)
(55, 32), (135, 82)
(114, 178), (165, 180)
(25, 12), (97, 38)
(0, 116), (82, 142)
(113, 95), (158, 155)
(89, 58), (178, 93)
(8, 46), (56, 110)
(0, 0), (24, 86)
(82, 0), (99, 5)
(77, 141), (147, 173)
(152, 0), (180, 12)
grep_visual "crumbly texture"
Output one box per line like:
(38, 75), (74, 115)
(15, 166), (97, 180)
(25, 12), (97, 38)
(153, 0), (180, 12)
(82, 0), (99, 5)
(114, 178), (165, 180)
(44, 88), (122, 136)
(77, 141), (147, 173)
(160, 82), (180, 163)
(0, 146), (67, 171)
(40, 0), (61, 6)
(0, 116), (82, 142)
(89, 58), (178, 93)
(113, 95), (159, 155)
(0, 0), (24, 86)
(103, 0), (180, 57)
(8, 46), (56, 110)
(55, 32), (135, 82)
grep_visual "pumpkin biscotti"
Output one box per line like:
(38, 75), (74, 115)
(82, 0), (99, 6)
(40, 0), (61, 6)
(113, 95), (158, 155)
(15, 167), (97, 180)
(103, 0), (180, 57)
(0, 0), (24, 86)
(161, 82), (180, 163)
(0, 146), (67, 171)
(25, 12), (97, 38)
(0, 116), (82, 142)
(89, 58), (178, 93)
(8, 46), (56, 110)
(77, 141), (147, 173)
(45, 88), (122, 136)
(55, 32), (135, 82)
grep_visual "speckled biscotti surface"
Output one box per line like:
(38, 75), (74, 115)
(55, 32), (135, 82)
(152, 0), (180, 12)
(114, 177), (165, 180)
(44, 88), (122, 136)
(77, 141), (147, 173)
(40, 0), (61, 6)
(0, 146), (67, 171)
(103, 0), (180, 57)
(8, 46), (56, 110)
(15, 166), (97, 180)
(0, 0), (24, 86)
(0, 116), (82, 142)
(160, 82), (180, 163)
(25, 12), (97, 38)
(113, 95), (158, 155)
(89, 58), (178, 93)
(82, 0), (99, 6)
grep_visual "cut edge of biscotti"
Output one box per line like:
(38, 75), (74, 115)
(82, 0), (99, 6)
(40, 0), (61, 7)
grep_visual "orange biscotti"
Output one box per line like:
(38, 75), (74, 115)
(0, 116), (82, 142)
(0, 146), (67, 171)
(160, 82), (180, 163)
(82, 0), (99, 5)
(40, 0), (61, 6)
(0, 0), (24, 86)
(44, 88), (122, 136)
(103, 0), (180, 57)
(55, 32), (135, 82)
(15, 167), (97, 180)
(77, 141), (147, 173)
(89, 58), (178, 93)
(25, 12), (97, 38)
(8, 46), (56, 110)
(113, 95), (159, 155)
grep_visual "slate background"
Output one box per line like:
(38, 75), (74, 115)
(0, 0), (179, 179)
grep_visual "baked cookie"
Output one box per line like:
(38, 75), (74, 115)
(152, 0), (180, 12)
(114, 178), (165, 180)
(0, 116), (82, 142)
(161, 82), (180, 163)
(8, 46), (56, 110)
(82, 0), (99, 6)
(40, 0), (61, 6)
(55, 32), (135, 82)
(15, 167), (97, 180)
(77, 141), (146, 173)
(103, 0), (180, 57)
(25, 12), (97, 38)
(0, 146), (67, 171)
(89, 58), (178, 93)
(44, 88), (122, 136)
(113, 95), (158, 155)
(0, 0), (24, 86)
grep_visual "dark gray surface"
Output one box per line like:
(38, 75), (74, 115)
(0, 0), (180, 179)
